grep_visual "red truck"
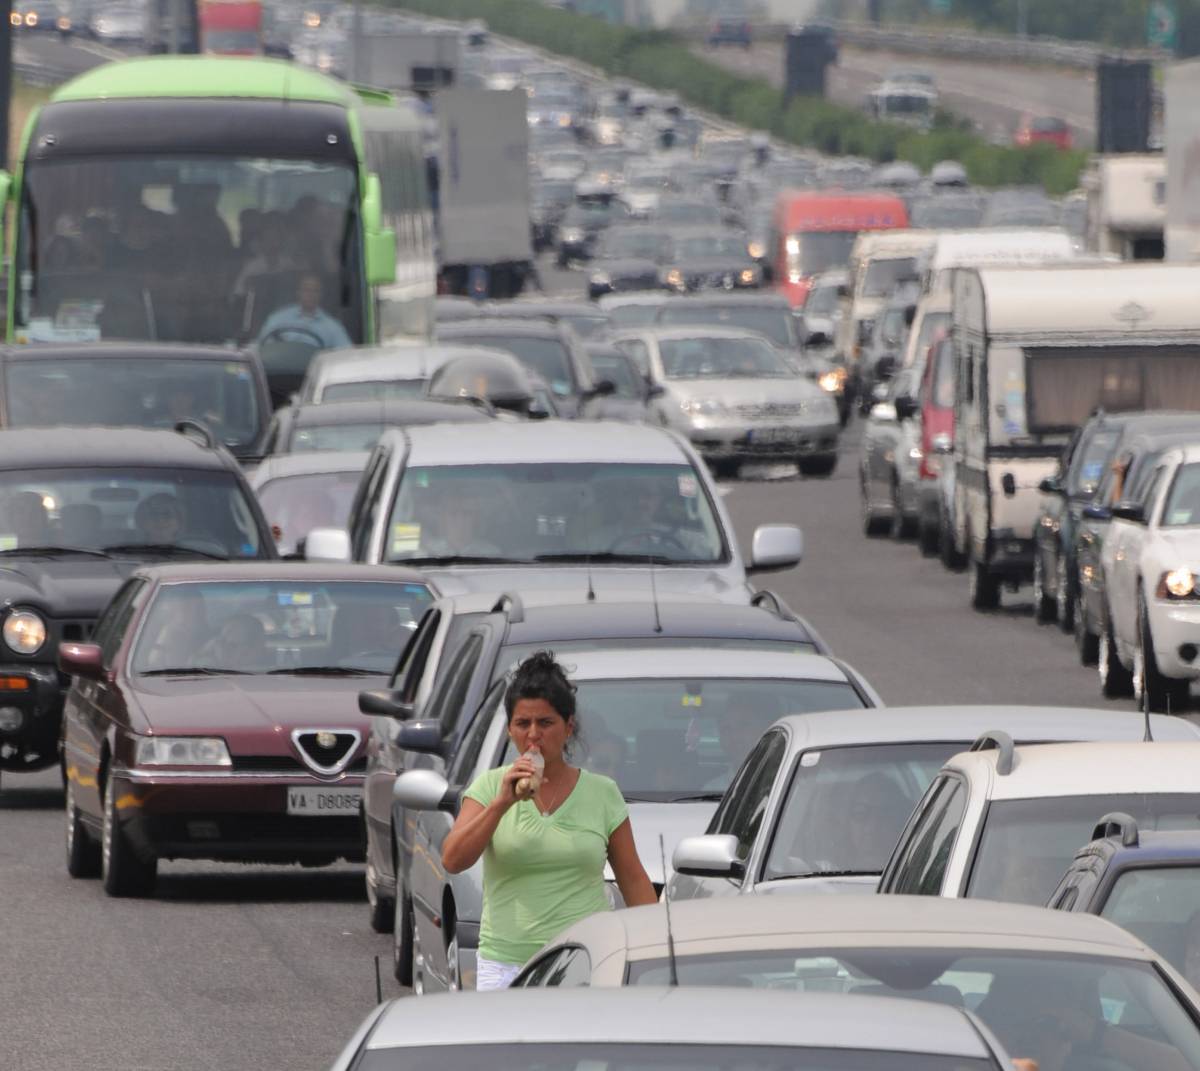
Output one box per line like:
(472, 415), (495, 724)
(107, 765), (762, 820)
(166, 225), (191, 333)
(198, 0), (262, 55)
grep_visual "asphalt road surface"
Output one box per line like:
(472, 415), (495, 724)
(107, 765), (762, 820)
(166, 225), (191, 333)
(704, 43), (1097, 148)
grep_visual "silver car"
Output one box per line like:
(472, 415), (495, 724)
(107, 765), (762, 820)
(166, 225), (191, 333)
(609, 326), (839, 479)
(304, 421), (804, 601)
(296, 344), (498, 404)
(329, 986), (1015, 1071)
(390, 646), (878, 993)
(667, 705), (1200, 903)
(249, 449), (369, 558)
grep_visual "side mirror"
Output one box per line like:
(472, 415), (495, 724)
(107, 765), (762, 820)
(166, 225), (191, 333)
(748, 523), (804, 573)
(57, 642), (105, 681)
(1111, 502), (1145, 524)
(894, 395), (918, 421)
(645, 381), (666, 399)
(358, 689), (414, 720)
(586, 378), (616, 398)
(1082, 503), (1112, 522)
(395, 719), (446, 754)
(393, 768), (457, 812)
(672, 834), (744, 878)
(1038, 475), (1065, 496)
(304, 527), (352, 563)
(869, 402), (897, 423)
(804, 330), (830, 348)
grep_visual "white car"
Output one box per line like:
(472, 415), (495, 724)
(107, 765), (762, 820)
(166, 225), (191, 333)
(1101, 441), (1200, 711)
(878, 735), (1200, 906)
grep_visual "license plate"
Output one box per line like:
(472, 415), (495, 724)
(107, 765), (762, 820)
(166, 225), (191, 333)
(286, 786), (362, 816)
(751, 428), (800, 444)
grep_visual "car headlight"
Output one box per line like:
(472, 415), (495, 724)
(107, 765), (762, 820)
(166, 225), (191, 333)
(681, 398), (725, 416)
(738, 267), (758, 285)
(3, 610), (46, 654)
(8, 12), (18, 25)
(57, 15), (70, 29)
(663, 267), (685, 290)
(25, 12), (37, 25)
(1158, 568), (1197, 600)
(135, 737), (233, 767)
(558, 114), (572, 127)
(817, 368), (846, 394)
(748, 240), (765, 259)
(561, 228), (585, 244)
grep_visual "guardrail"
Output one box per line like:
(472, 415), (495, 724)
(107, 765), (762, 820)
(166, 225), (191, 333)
(675, 17), (1169, 71)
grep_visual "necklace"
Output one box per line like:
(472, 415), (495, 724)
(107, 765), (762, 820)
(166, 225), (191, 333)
(535, 768), (574, 816)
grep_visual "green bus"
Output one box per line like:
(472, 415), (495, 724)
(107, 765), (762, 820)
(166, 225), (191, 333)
(3, 56), (435, 386)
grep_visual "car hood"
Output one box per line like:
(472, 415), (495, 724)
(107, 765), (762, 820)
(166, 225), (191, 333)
(0, 558), (140, 618)
(420, 565), (747, 603)
(669, 377), (827, 407)
(610, 801), (719, 885)
(752, 873), (880, 896)
(127, 673), (386, 749)
(592, 256), (660, 278)
(1147, 529), (1200, 568)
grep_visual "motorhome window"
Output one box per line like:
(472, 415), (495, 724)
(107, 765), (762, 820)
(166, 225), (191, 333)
(1026, 349), (1200, 434)
(862, 257), (918, 298)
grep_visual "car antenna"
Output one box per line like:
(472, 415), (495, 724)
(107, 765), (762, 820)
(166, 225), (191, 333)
(586, 550), (596, 603)
(648, 546), (663, 633)
(1143, 688), (1155, 742)
(659, 834), (679, 986)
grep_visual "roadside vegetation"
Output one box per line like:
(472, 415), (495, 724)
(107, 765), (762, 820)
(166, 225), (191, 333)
(392, 0), (1086, 193)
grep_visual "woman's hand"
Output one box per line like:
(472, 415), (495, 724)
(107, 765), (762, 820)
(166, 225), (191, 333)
(500, 753), (538, 806)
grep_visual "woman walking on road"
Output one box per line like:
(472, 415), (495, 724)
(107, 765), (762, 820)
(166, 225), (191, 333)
(442, 651), (657, 990)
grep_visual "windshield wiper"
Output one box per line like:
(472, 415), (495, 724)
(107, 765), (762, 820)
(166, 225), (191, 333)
(138, 667), (250, 677)
(533, 552), (702, 565)
(666, 792), (726, 803)
(0, 545), (112, 558)
(266, 666), (379, 677)
(771, 869), (879, 881)
(395, 555), (528, 566)
(104, 543), (227, 561)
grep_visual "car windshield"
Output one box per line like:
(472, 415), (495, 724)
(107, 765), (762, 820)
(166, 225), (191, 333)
(500, 677), (864, 800)
(659, 305), (796, 349)
(1161, 463), (1200, 527)
(386, 462), (726, 565)
(1101, 865), (1200, 983)
(16, 155), (360, 347)
(4, 356), (263, 451)
(589, 354), (641, 398)
(353, 1043), (990, 1071)
(804, 284), (841, 319)
(451, 335), (574, 397)
(672, 236), (747, 259)
(862, 257), (918, 298)
(1069, 429), (1120, 496)
(787, 232), (859, 278)
(131, 579), (432, 675)
(627, 949), (1200, 1071)
(658, 337), (793, 379)
(289, 421), (386, 453)
(968, 794), (1200, 905)
(597, 230), (669, 260)
(319, 378), (426, 403)
(0, 466), (262, 558)
(763, 743), (959, 880)
(255, 470), (362, 556)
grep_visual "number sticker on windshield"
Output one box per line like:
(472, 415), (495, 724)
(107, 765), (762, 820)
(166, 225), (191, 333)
(391, 523), (421, 555)
(678, 474), (698, 498)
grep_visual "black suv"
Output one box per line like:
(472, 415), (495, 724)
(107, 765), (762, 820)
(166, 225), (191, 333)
(0, 426), (276, 785)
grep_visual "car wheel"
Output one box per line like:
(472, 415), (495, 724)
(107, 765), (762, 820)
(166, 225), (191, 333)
(1098, 606), (1134, 698)
(1136, 597), (1190, 714)
(1032, 554), (1055, 624)
(889, 482), (916, 539)
(446, 929), (461, 992)
(969, 558), (1000, 611)
(939, 507), (966, 571)
(709, 458), (740, 480)
(393, 889), (415, 987)
(918, 513), (940, 557)
(861, 485), (889, 537)
(65, 775), (101, 879)
(1055, 557), (1075, 635)
(1074, 592), (1099, 666)
(799, 454), (837, 478)
(366, 867), (395, 935)
(101, 773), (156, 897)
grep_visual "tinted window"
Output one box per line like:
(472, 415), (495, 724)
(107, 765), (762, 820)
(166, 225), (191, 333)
(890, 777), (965, 895)
(968, 794), (1200, 905)
(764, 743), (957, 881)
(544, 946), (592, 987)
(449, 698), (502, 785)
(587, 354), (641, 399)
(1101, 865), (1200, 980)
(724, 730), (788, 858)
(94, 578), (147, 663)
(424, 634), (484, 734)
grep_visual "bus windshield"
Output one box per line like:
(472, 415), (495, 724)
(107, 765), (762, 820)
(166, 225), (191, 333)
(16, 155), (362, 350)
(785, 232), (858, 281)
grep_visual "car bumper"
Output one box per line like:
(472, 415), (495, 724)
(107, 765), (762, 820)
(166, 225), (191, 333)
(1147, 602), (1200, 679)
(689, 421), (839, 460)
(109, 768), (366, 864)
(984, 532), (1035, 578)
(0, 663), (64, 771)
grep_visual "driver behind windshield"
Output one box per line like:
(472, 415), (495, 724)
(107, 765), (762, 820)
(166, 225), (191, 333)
(257, 272), (351, 351)
(704, 691), (785, 790)
(135, 493), (187, 546)
(414, 479), (505, 559)
(590, 471), (710, 559)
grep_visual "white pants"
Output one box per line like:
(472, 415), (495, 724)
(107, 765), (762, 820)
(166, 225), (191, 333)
(475, 955), (523, 991)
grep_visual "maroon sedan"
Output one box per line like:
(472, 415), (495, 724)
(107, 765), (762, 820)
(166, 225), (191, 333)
(59, 563), (434, 897)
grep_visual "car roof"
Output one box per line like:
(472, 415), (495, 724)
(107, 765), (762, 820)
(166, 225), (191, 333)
(290, 398), (491, 427)
(307, 344), (503, 383)
(438, 318), (564, 340)
(575, 894), (1154, 963)
(547, 647), (850, 683)
(503, 600), (816, 647)
(399, 420), (690, 466)
(248, 450), (370, 485)
(364, 986), (991, 1057)
(1085, 829), (1200, 869)
(0, 342), (254, 363)
(598, 292), (672, 309)
(773, 705), (1200, 748)
(134, 562), (432, 585)
(0, 427), (235, 470)
(949, 741), (1200, 799)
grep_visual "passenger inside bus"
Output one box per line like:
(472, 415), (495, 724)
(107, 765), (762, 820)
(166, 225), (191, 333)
(256, 273), (352, 351)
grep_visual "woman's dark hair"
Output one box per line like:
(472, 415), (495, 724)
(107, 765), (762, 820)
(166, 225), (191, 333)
(504, 650), (576, 723)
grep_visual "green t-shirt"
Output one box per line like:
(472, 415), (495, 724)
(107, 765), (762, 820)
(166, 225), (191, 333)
(464, 765), (628, 966)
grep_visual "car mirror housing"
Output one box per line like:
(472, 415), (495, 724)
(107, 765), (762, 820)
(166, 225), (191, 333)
(1082, 503), (1112, 522)
(748, 523), (803, 573)
(1038, 475), (1064, 496)
(894, 394), (918, 421)
(395, 720), (446, 754)
(804, 330), (830, 348)
(1111, 502), (1145, 524)
(393, 768), (456, 812)
(304, 527), (352, 563)
(672, 834), (744, 878)
(57, 642), (105, 681)
(358, 689), (414, 720)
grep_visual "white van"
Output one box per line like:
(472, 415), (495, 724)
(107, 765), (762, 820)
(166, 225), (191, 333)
(1083, 154), (1165, 261)
(952, 263), (1200, 610)
(922, 228), (1077, 296)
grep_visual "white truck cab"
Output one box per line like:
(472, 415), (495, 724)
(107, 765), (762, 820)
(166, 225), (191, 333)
(921, 228), (1077, 296)
(1083, 154), (1165, 262)
(953, 263), (1200, 610)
